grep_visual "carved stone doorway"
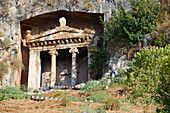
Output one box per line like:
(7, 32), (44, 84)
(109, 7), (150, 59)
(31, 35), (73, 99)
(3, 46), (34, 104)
(40, 51), (51, 88)
(57, 49), (72, 86)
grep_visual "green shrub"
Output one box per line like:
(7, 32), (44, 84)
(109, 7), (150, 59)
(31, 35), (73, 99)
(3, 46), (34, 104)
(124, 45), (170, 112)
(61, 97), (70, 106)
(0, 87), (44, 101)
(104, 96), (120, 110)
(53, 92), (63, 98)
(89, 91), (107, 103)
(120, 106), (131, 111)
(150, 0), (169, 47)
(81, 103), (105, 113)
(81, 78), (110, 92)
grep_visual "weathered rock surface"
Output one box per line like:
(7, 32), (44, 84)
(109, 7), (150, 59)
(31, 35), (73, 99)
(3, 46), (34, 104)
(104, 47), (129, 78)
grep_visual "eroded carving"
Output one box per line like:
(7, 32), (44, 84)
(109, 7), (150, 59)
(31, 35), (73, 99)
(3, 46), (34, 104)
(26, 30), (33, 41)
(59, 17), (66, 27)
(41, 72), (51, 88)
(69, 47), (79, 54)
(48, 50), (58, 56)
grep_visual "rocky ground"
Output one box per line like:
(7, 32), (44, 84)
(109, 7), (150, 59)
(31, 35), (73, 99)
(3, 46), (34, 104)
(0, 87), (158, 113)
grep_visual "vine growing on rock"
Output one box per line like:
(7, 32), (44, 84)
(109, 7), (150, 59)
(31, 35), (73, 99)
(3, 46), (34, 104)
(89, 46), (107, 79)
(0, 31), (24, 81)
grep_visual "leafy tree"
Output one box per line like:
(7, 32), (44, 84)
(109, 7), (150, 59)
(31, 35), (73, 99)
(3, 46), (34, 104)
(102, 0), (160, 48)
(150, 0), (170, 47)
(124, 45), (170, 112)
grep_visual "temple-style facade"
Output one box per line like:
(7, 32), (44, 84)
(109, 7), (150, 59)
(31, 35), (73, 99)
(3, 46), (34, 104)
(22, 17), (99, 89)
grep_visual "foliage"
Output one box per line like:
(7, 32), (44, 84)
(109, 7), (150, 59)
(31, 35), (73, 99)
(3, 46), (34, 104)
(123, 45), (170, 112)
(89, 91), (107, 103)
(87, 2), (93, 8)
(61, 97), (70, 106)
(53, 92), (63, 98)
(120, 106), (131, 111)
(149, 0), (170, 47)
(80, 103), (105, 113)
(101, 0), (160, 48)
(0, 31), (24, 80)
(0, 87), (43, 101)
(66, 96), (86, 102)
(89, 46), (107, 78)
(109, 77), (127, 88)
(104, 96), (120, 110)
(114, 77), (126, 85)
(81, 78), (110, 92)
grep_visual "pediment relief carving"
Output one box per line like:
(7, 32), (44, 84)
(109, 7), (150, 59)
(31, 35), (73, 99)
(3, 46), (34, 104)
(25, 26), (95, 43)
(25, 17), (95, 42)
(22, 17), (96, 48)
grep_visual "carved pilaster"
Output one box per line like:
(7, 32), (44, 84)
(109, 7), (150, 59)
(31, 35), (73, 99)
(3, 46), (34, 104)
(48, 50), (58, 87)
(69, 47), (79, 86)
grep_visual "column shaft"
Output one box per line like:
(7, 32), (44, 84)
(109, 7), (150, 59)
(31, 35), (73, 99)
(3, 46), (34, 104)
(88, 48), (91, 81)
(51, 54), (56, 87)
(28, 50), (41, 90)
(49, 50), (58, 87)
(71, 52), (77, 86)
(69, 48), (79, 87)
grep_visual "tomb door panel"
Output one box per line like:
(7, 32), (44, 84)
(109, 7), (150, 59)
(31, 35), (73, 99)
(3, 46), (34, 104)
(57, 49), (71, 86)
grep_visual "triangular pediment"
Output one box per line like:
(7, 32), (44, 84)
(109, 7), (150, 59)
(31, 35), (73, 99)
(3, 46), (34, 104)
(22, 17), (97, 49)
(26, 26), (95, 42)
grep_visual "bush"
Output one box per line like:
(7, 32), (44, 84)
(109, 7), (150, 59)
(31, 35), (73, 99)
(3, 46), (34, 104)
(53, 92), (63, 98)
(61, 97), (70, 106)
(0, 87), (43, 101)
(150, 0), (169, 47)
(89, 91), (107, 103)
(124, 45), (170, 112)
(81, 78), (110, 92)
(104, 96), (120, 110)
(81, 103), (105, 113)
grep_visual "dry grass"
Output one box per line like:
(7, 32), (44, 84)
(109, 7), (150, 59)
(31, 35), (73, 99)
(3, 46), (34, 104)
(0, 87), (158, 113)
(0, 99), (103, 113)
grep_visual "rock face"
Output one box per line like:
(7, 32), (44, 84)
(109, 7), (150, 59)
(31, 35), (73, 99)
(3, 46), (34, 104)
(104, 47), (129, 78)
(0, 0), (130, 88)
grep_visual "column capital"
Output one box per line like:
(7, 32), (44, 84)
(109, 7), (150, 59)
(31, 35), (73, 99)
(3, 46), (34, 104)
(69, 47), (79, 54)
(49, 50), (58, 56)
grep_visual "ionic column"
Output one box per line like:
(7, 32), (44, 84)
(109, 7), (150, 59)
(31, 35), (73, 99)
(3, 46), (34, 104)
(49, 50), (58, 87)
(69, 47), (79, 86)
